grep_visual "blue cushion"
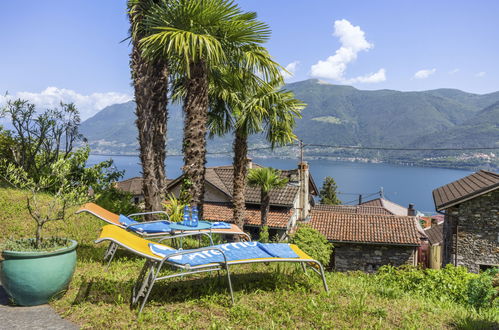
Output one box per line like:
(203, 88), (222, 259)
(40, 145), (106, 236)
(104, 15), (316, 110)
(128, 221), (171, 234)
(210, 222), (232, 229)
(119, 214), (138, 226)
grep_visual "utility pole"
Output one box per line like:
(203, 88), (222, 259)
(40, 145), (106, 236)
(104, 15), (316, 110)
(380, 187), (384, 199)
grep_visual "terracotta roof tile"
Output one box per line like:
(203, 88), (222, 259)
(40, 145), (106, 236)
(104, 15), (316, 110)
(308, 210), (422, 246)
(116, 177), (173, 196)
(313, 204), (393, 215)
(433, 170), (499, 210)
(202, 203), (293, 229)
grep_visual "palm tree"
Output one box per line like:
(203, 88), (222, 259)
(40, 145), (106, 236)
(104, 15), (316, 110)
(209, 79), (304, 234)
(128, 0), (169, 215)
(139, 0), (280, 217)
(247, 167), (288, 227)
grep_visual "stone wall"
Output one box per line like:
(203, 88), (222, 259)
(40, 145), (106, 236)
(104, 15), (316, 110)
(333, 243), (417, 272)
(443, 190), (499, 273)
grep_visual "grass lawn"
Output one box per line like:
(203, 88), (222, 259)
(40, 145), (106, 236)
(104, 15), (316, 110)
(0, 187), (498, 329)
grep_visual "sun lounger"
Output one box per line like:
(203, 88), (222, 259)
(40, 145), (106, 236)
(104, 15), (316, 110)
(95, 225), (329, 314)
(77, 203), (250, 239)
(77, 203), (251, 265)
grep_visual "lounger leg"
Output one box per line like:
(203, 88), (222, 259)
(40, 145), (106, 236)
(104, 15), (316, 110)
(224, 264), (234, 305)
(131, 261), (157, 310)
(316, 262), (329, 293)
(103, 242), (118, 269)
(301, 262), (307, 273)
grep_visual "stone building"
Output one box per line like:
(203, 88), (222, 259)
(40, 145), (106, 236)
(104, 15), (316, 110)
(433, 170), (499, 273)
(308, 206), (424, 272)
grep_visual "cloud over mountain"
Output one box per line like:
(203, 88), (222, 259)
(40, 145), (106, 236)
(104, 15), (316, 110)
(310, 19), (385, 84)
(0, 87), (132, 120)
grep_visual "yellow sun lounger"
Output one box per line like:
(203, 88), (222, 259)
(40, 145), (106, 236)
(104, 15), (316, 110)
(95, 225), (329, 314)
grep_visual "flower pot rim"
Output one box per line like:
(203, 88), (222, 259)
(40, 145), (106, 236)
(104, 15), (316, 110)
(2, 239), (78, 258)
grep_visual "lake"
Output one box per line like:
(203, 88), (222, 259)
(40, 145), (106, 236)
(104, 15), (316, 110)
(88, 154), (472, 214)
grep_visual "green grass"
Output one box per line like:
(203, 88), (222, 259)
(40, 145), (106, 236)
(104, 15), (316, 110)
(1, 187), (498, 329)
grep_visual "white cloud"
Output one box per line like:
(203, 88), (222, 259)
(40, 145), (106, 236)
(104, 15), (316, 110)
(346, 68), (386, 83)
(413, 68), (436, 79)
(280, 61), (300, 80)
(310, 19), (385, 84)
(0, 87), (132, 120)
(449, 68), (460, 74)
(475, 71), (486, 77)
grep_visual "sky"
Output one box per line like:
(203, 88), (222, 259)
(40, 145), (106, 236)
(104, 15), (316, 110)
(1, 0), (499, 120)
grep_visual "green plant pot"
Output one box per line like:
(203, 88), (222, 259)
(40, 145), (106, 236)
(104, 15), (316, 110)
(0, 239), (77, 306)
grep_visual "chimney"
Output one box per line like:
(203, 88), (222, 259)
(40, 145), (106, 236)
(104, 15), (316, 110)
(298, 161), (310, 220)
(408, 203), (416, 216)
(246, 158), (253, 169)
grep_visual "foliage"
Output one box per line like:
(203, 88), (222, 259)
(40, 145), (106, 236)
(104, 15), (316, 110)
(0, 99), (83, 182)
(377, 264), (499, 309)
(319, 176), (341, 205)
(258, 226), (269, 243)
(290, 224), (333, 267)
(94, 186), (139, 216)
(163, 193), (187, 222)
(247, 167), (288, 193)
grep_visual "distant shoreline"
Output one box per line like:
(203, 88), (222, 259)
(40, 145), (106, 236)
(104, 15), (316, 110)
(88, 152), (494, 172)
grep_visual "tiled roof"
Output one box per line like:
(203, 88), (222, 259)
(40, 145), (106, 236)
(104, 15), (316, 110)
(115, 177), (173, 196)
(433, 170), (499, 211)
(308, 210), (422, 246)
(424, 223), (443, 245)
(360, 198), (409, 216)
(202, 203), (293, 229)
(313, 204), (393, 215)
(168, 163), (313, 207)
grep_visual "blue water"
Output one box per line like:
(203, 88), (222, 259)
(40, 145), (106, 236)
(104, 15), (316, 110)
(88, 155), (471, 214)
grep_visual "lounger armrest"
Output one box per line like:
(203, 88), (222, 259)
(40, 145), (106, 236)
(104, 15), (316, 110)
(159, 246), (228, 268)
(127, 211), (170, 221)
(158, 232), (214, 245)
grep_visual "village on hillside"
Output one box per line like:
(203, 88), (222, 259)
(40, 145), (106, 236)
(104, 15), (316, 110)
(116, 161), (499, 273)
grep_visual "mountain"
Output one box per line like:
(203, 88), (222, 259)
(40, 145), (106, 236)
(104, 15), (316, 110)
(79, 79), (499, 169)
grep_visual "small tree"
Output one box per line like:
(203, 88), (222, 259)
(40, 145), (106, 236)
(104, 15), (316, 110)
(247, 167), (288, 227)
(1, 148), (95, 248)
(319, 176), (341, 205)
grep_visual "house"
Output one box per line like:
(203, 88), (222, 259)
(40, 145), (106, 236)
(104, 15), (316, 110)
(433, 170), (499, 273)
(166, 160), (318, 233)
(115, 177), (172, 204)
(307, 206), (425, 272)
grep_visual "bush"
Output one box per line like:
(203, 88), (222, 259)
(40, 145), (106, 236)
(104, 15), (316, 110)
(289, 224), (333, 266)
(94, 186), (140, 216)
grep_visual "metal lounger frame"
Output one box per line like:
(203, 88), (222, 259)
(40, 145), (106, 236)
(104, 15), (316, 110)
(95, 237), (329, 315)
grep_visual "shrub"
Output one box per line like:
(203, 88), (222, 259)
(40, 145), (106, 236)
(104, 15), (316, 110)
(95, 186), (140, 216)
(259, 226), (269, 243)
(289, 224), (333, 266)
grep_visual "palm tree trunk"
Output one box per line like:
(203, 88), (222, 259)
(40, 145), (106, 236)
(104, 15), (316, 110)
(181, 61), (209, 218)
(129, 1), (169, 216)
(261, 190), (270, 227)
(232, 127), (248, 237)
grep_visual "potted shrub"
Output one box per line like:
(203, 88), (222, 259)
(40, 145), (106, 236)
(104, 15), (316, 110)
(0, 99), (120, 306)
(0, 149), (91, 306)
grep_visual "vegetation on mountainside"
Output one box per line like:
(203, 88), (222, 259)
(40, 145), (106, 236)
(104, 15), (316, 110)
(0, 187), (497, 328)
(79, 80), (499, 170)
